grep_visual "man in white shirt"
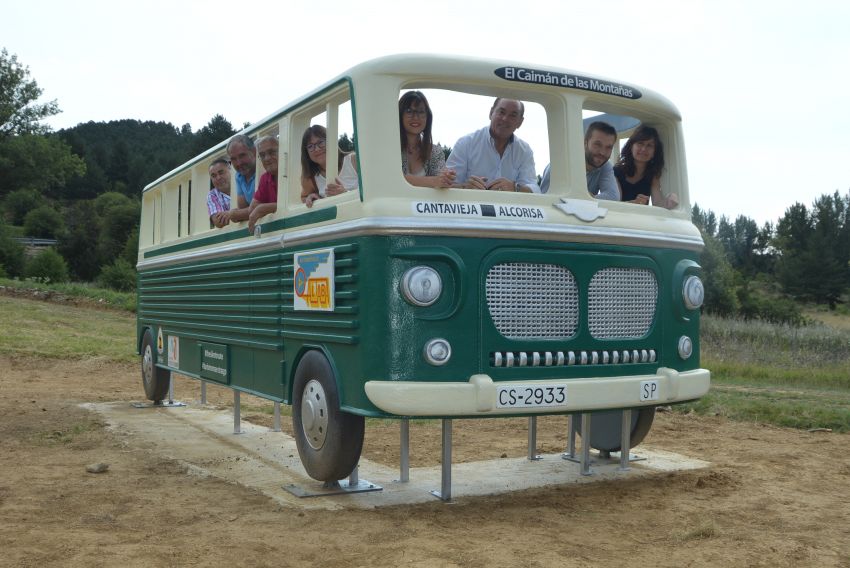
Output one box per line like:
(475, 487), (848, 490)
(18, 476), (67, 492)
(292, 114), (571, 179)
(446, 98), (539, 193)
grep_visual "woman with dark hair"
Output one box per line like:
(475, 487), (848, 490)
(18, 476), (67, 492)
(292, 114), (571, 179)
(398, 90), (455, 188)
(300, 125), (359, 208)
(614, 125), (678, 209)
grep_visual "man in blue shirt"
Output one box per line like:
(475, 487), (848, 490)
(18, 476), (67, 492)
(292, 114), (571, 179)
(446, 98), (539, 193)
(226, 134), (257, 222)
(540, 121), (620, 200)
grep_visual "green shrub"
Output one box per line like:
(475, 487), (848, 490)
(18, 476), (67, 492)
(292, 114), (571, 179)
(97, 258), (136, 292)
(25, 248), (69, 283)
(736, 285), (806, 326)
(4, 188), (40, 225)
(93, 192), (134, 216)
(23, 205), (65, 239)
(0, 222), (25, 277)
(122, 227), (139, 265)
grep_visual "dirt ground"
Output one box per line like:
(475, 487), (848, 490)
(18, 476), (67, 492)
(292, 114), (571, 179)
(1, 356), (849, 568)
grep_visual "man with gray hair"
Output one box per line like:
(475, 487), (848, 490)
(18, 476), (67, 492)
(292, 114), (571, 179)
(446, 98), (539, 193)
(248, 136), (279, 233)
(226, 134), (257, 222)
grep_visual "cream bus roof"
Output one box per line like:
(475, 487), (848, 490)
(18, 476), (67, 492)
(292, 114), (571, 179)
(143, 53), (679, 193)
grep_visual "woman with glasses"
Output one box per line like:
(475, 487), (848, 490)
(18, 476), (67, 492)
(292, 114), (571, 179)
(399, 91), (455, 188)
(300, 124), (360, 208)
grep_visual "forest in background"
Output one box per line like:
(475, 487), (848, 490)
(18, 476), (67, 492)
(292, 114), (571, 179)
(1, 48), (848, 324)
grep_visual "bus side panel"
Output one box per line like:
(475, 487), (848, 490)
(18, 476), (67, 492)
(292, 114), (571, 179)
(137, 249), (289, 398)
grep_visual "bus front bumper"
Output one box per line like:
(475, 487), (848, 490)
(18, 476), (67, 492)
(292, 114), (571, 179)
(364, 367), (710, 417)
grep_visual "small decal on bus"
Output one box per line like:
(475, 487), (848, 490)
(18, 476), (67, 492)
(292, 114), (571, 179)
(294, 248), (335, 312)
(167, 335), (179, 368)
(412, 201), (546, 221)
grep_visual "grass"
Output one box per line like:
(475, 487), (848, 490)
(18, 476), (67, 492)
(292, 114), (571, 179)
(680, 314), (850, 432)
(33, 421), (98, 446)
(0, 295), (136, 362)
(0, 277), (136, 312)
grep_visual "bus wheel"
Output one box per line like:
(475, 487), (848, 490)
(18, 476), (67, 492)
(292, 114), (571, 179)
(292, 351), (365, 482)
(141, 329), (170, 403)
(575, 407), (656, 453)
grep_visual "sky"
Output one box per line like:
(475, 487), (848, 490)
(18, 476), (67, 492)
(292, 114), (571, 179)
(3, 0), (848, 226)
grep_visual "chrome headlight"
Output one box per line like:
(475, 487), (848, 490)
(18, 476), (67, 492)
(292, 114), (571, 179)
(683, 275), (704, 310)
(400, 266), (442, 307)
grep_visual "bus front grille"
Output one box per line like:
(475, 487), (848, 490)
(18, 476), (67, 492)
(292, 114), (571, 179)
(588, 268), (657, 339)
(486, 263), (579, 339)
(486, 263), (657, 341)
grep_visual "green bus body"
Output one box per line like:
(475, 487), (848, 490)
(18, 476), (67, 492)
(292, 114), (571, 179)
(138, 225), (704, 418)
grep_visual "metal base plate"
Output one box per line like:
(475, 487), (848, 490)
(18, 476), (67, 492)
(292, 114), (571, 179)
(130, 401), (187, 408)
(429, 490), (455, 501)
(283, 479), (383, 498)
(561, 451), (646, 464)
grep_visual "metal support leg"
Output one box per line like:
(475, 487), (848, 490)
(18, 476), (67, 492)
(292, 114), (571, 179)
(580, 413), (592, 476)
(562, 414), (577, 459)
(233, 390), (242, 434)
(399, 419), (410, 482)
(168, 375), (175, 404)
(200, 381), (207, 405)
(527, 416), (541, 460)
(349, 465), (359, 486)
(431, 419), (452, 501)
(619, 409), (632, 471)
(272, 402), (281, 432)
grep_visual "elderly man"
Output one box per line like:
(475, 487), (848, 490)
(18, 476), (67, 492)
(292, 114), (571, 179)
(247, 136), (279, 233)
(226, 134), (257, 222)
(207, 158), (232, 228)
(446, 98), (539, 193)
(540, 121), (620, 200)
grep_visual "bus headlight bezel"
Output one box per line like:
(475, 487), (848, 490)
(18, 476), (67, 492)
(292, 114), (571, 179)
(400, 266), (442, 307)
(423, 338), (452, 366)
(678, 335), (693, 360)
(683, 275), (705, 310)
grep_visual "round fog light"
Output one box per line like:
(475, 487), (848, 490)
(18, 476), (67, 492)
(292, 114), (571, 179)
(401, 266), (442, 307)
(678, 335), (693, 360)
(683, 275), (705, 310)
(424, 338), (452, 366)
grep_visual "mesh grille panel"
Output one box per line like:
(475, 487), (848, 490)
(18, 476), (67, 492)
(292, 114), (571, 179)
(588, 268), (657, 339)
(486, 263), (578, 339)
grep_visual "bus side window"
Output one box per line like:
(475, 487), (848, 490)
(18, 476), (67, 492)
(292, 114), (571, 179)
(397, 88), (550, 193)
(293, 87), (358, 209)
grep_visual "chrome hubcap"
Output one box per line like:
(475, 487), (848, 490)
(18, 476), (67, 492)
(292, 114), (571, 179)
(142, 345), (154, 389)
(301, 379), (328, 450)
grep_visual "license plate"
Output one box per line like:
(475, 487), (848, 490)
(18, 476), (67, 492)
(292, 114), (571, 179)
(496, 384), (567, 409)
(640, 380), (660, 401)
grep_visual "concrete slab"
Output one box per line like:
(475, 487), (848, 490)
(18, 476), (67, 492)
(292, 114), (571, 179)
(84, 402), (710, 510)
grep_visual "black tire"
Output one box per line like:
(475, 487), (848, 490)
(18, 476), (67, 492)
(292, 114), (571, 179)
(292, 351), (365, 482)
(574, 407), (656, 452)
(141, 329), (171, 403)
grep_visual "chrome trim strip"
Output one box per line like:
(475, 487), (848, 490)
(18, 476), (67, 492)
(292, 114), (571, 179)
(282, 216), (704, 251)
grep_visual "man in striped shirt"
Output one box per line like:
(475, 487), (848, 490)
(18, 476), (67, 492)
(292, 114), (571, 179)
(207, 158), (232, 228)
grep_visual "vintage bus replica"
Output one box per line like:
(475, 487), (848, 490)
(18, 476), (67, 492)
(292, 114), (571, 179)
(137, 54), (709, 482)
